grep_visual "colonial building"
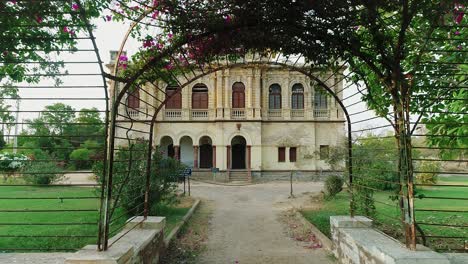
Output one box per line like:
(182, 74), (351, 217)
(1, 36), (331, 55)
(112, 55), (345, 182)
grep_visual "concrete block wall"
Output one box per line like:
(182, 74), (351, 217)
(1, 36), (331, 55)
(66, 217), (166, 264)
(330, 216), (465, 264)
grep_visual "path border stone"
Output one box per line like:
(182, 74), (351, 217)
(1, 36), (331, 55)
(295, 210), (333, 251)
(164, 199), (201, 247)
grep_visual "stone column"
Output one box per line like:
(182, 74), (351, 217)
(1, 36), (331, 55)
(174, 145), (180, 161)
(226, 145), (231, 170)
(247, 145), (252, 181)
(212, 146), (217, 168)
(193, 145), (199, 169)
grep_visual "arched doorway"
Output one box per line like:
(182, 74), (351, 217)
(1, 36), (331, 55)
(179, 136), (194, 166)
(231, 136), (246, 169)
(199, 136), (213, 168)
(160, 136), (175, 158)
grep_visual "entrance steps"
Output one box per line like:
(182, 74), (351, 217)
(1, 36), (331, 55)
(229, 170), (251, 182)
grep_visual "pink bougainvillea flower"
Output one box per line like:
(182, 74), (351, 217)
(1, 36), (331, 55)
(143, 39), (155, 48)
(36, 16), (43, 23)
(118, 63), (128, 69)
(454, 30), (460, 35)
(153, 0), (159, 7)
(63, 26), (70, 33)
(156, 43), (164, 50)
(164, 62), (174, 70)
(72, 3), (79, 10)
(119, 55), (128, 62)
(457, 44), (463, 50)
(224, 15), (232, 23)
(105, 15), (112, 21)
(454, 4), (465, 24)
(168, 33), (173, 39)
(152, 11), (159, 19)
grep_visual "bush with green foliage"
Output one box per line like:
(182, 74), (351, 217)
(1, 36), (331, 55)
(0, 131), (6, 150)
(22, 162), (63, 185)
(70, 148), (92, 170)
(324, 175), (344, 199)
(353, 136), (400, 191)
(94, 141), (184, 219)
(0, 152), (29, 181)
(416, 161), (439, 185)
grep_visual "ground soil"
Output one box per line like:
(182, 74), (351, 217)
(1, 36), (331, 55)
(189, 181), (335, 264)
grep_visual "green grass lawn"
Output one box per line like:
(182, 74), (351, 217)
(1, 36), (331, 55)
(301, 175), (468, 252)
(0, 181), (194, 252)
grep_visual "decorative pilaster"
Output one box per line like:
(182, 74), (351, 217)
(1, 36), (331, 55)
(193, 145), (199, 169)
(212, 146), (217, 168)
(246, 73), (253, 118)
(247, 145), (252, 181)
(174, 146), (180, 161)
(226, 145), (231, 171)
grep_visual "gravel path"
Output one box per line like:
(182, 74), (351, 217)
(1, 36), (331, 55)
(190, 181), (335, 264)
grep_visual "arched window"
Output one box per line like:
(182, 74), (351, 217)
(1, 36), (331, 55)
(291, 83), (304, 109)
(192, 83), (208, 109)
(165, 85), (182, 109)
(314, 87), (328, 109)
(127, 89), (140, 109)
(269, 84), (282, 109)
(232, 82), (245, 108)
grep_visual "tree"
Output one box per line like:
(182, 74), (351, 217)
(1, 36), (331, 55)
(23, 103), (76, 161)
(0, 83), (19, 142)
(0, 1), (110, 84)
(74, 108), (105, 147)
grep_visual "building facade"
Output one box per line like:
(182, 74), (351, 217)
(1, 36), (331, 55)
(117, 64), (346, 182)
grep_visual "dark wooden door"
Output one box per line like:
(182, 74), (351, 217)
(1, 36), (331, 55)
(199, 144), (213, 168)
(231, 144), (246, 169)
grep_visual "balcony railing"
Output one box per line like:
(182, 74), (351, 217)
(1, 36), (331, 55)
(291, 109), (305, 118)
(268, 109), (282, 119)
(128, 109), (140, 119)
(231, 108), (246, 120)
(191, 109), (209, 120)
(314, 109), (330, 118)
(164, 109), (182, 120)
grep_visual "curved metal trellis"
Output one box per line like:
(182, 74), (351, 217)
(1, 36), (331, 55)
(0, 0), (109, 252)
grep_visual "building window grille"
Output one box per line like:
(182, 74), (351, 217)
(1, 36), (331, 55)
(278, 147), (286, 162)
(291, 84), (304, 109)
(289, 147), (297, 162)
(192, 83), (209, 109)
(269, 84), (282, 109)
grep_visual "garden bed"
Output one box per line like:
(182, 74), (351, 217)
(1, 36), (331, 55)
(301, 175), (468, 252)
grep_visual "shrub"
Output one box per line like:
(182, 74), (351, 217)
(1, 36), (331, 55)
(416, 161), (439, 185)
(0, 152), (28, 181)
(70, 148), (92, 169)
(324, 175), (344, 199)
(22, 161), (63, 185)
(93, 141), (184, 219)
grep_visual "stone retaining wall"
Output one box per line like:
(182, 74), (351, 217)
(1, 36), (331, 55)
(330, 216), (468, 264)
(66, 217), (166, 264)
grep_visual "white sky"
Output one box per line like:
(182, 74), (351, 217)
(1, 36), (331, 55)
(8, 19), (390, 135)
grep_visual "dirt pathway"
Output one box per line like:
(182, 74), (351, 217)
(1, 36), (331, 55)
(190, 181), (335, 264)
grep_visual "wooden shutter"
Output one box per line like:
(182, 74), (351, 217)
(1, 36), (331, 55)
(166, 88), (181, 109)
(278, 147), (285, 162)
(128, 90), (140, 108)
(289, 147), (297, 162)
(232, 82), (245, 108)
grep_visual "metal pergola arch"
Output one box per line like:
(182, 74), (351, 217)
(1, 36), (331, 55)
(1, 0), (465, 254)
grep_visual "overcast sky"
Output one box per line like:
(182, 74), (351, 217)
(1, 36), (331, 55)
(10, 19), (389, 135)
